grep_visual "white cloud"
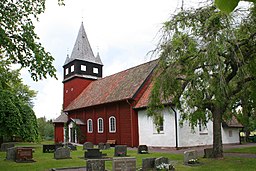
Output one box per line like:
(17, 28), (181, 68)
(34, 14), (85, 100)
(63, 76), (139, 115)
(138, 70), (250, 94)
(22, 0), (180, 119)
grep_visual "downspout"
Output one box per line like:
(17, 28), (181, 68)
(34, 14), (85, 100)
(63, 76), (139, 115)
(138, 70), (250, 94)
(170, 105), (179, 149)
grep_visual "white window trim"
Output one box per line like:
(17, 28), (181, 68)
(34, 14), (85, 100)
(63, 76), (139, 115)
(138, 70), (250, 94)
(65, 68), (69, 75)
(97, 118), (104, 133)
(81, 65), (86, 71)
(87, 119), (93, 133)
(71, 65), (74, 72)
(109, 116), (116, 133)
(198, 120), (208, 135)
(93, 67), (99, 74)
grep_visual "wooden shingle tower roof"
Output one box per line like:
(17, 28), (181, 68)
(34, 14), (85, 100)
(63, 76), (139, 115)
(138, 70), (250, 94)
(64, 22), (103, 66)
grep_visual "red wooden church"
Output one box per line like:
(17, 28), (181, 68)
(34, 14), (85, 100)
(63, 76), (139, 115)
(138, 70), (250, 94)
(53, 23), (157, 147)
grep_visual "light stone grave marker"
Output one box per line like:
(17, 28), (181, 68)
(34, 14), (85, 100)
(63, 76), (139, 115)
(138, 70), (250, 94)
(112, 157), (136, 171)
(86, 159), (105, 171)
(184, 150), (198, 165)
(83, 142), (94, 150)
(54, 147), (71, 159)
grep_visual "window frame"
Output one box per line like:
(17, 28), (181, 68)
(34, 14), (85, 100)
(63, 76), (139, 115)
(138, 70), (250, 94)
(87, 119), (93, 133)
(81, 65), (86, 71)
(93, 67), (99, 74)
(97, 118), (104, 133)
(71, 65), (74, 72)
(109, 116), (116, 133)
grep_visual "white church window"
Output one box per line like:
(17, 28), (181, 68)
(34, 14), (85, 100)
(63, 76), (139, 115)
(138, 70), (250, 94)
(81, 65), (86, 71)
(87, 119), (93, 133)
(93, 67), (99, 74)
(65, 68), (69, 75)
(97, 118), (104, 133)
(71, 65), (74, 72)
(153, 115), (164, 134)
(109, 116), (116, 133)
(198, 120), (208, 135)
(229, 130), (233, 137)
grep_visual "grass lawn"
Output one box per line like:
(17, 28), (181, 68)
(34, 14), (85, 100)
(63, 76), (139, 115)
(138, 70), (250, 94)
(225, 146), (256, 154)
(0, 142), (255, 171)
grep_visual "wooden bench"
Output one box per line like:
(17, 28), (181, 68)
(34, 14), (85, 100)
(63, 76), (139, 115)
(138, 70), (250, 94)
(106, 140), (116, 146)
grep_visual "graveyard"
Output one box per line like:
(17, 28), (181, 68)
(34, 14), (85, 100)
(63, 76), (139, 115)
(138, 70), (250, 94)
(0, 141), (255, 170)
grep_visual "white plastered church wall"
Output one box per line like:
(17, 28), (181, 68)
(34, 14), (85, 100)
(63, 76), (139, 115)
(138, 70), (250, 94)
(138, 107), (241, 148)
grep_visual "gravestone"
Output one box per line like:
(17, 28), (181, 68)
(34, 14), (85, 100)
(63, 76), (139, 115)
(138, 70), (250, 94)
(6, 147), (17, 161)
(66, 143), (77, 151)
(83, 142), (94, 150)
(184, 150), (198, 165)
(54, 147), (71, 159)
(98, 143), (105, 150)
(105, 143), (111, 149)
(43, 144), (56, 153)
(204, 148), (213, 158)
(86, 159), (105, 171)
(141, 157), (156, 171)
(1, 143), (15, 152)
(85, 148), (102, 159)
(154, 157), (170, 170)
(16, 147), (34, 162)
(114, 145), (127, 157)
(112, 157), (136, 171)
(138, 145), (148, 154)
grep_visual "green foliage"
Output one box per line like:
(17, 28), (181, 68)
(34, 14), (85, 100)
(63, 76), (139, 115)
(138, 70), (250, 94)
(0, 0), (64, 81)
(37, 117), (54, 141)
(149, 3), (256, 158)
(0, 60), (38, 142)
(215, 0), (256, 14)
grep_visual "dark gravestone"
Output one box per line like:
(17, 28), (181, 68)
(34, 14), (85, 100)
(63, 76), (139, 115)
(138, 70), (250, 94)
(43, 144), (55, 153)
(6, 147), (17, 161)
(138, 145), (148, 154)
(204, 148), (213, 158)
(55, 143), (64, 150)
(141, 157), (156, 171)
(83, 142), (94, 150)
(105, 143), (111, 149)
(184, 150), (198, 165)
(1, 143), (15, 152)
(114, 145), (127, 157)
(112, 157), (136, 171)
(54, 147), (71, 159)
(66, 143), (77, 151)
(16, 147), (34, 162)
(98, 143), (105, 150)
(86, 159), (105, 171)
(85, 148), (102, 159)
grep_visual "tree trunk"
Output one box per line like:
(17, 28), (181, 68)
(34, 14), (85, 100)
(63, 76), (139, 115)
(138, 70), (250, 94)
(212, 107), (223, 158)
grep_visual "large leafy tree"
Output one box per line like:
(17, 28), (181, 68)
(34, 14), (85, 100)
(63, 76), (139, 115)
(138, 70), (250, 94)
(0, 61), (38, 141)
(149, 3), (256, 158)
(0, 0), (64, 81)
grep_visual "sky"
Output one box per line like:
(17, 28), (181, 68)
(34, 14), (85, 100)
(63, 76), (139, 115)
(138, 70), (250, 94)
(20, 0), (192, 120)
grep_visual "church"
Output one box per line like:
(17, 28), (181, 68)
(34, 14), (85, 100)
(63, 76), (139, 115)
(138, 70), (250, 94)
(53, 23), (242, 148)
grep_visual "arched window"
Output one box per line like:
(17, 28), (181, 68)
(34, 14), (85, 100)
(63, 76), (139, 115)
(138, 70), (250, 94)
(87, 119), (93, 133)
(109, 116), (116, 133)
(97, 118), (104, 133)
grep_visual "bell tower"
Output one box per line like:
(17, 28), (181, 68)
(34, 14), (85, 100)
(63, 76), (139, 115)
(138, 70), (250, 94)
(63, 22), (103, 109)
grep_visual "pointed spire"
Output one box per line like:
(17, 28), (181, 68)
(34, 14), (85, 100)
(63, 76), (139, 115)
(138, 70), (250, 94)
(95, 52), (103, 65)
(65, 22), (102, 65)
(64, 54), (70, 64)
